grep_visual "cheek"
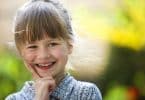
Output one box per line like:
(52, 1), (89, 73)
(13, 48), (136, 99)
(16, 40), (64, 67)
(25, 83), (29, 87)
(52, 47), (68, 59)
(21, 51), (36, 63)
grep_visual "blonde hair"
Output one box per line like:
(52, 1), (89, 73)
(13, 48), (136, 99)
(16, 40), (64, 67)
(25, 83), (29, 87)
(14, 0), (74, 50)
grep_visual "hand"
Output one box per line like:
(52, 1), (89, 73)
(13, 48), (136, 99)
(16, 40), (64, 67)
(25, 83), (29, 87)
(29, 65), (56, 100)
(34, 76), (56, 100)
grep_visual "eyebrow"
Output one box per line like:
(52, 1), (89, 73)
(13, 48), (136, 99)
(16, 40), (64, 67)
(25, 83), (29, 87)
(26, 38), (63, 44)
(46, 38), (63, 42)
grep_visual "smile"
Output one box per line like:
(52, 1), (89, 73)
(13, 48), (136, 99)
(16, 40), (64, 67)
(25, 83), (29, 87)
(35, 62), (56, 70)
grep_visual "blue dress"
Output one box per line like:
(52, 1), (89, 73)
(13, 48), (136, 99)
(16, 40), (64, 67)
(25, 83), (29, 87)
(5, 74), (102, 100)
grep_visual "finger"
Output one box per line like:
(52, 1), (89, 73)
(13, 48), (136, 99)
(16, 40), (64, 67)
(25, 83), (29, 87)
(48, 80), (56, 92)
(35, 75), (55, 84)
(25, 63), (41, 79)
(34, 77), (56, 92)
(31, 65), (42, 79)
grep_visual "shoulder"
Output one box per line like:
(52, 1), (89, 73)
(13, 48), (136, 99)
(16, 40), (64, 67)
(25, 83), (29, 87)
(5, 92), (24, 100)
(5, 93), (16, 100)
(5, 81), (34, 100)
(54, 74), (102, 100)
(67, 75), (102, 100)
(75, 81), (102, 100)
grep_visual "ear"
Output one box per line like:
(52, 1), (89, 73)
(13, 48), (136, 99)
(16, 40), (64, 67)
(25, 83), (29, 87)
(67, 40), (73, 54)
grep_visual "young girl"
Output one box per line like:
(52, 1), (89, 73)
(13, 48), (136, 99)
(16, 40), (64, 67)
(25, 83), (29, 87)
(6, 0), (102, 100)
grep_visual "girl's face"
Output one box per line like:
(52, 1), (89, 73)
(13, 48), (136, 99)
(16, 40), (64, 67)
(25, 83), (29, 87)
(20, 36), (73, 79)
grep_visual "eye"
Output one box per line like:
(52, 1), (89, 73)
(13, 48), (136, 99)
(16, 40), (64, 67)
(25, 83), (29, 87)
(27, 45), (38, 49)
(48, 42), (59, 47)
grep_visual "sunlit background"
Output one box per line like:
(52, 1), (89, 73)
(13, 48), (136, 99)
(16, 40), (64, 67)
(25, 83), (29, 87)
(0, 0), (145, 100)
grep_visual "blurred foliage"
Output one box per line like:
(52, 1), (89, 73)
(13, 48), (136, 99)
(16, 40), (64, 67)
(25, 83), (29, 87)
(72, 0), (145, 99)
(0, 46), (31, 100)
(97, 44), (145, 100)
(109, 0), (145, 50)
(99, 0), (145, 99)
(72, 4), (111, 40)
(73, 0), (145, 50)
(104, 85), (128, 100)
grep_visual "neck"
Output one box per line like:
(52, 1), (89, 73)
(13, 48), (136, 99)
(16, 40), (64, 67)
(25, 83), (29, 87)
(54, 72), (67, 86)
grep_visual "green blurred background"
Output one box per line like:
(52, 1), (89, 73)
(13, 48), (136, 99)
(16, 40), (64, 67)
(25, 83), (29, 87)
(0, 0), (145, 100)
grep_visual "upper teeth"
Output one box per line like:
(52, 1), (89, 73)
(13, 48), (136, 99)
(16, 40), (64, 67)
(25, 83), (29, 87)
(38, 63), (52, 67)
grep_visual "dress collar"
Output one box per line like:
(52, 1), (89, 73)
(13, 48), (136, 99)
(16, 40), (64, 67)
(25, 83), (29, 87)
(50, 73), (75, 99)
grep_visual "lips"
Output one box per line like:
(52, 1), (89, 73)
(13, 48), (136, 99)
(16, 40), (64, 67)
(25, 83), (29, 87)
(35, 62), (56, 70)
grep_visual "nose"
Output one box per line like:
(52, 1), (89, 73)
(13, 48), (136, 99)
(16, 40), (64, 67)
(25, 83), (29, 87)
(37, 46), (50, 60)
